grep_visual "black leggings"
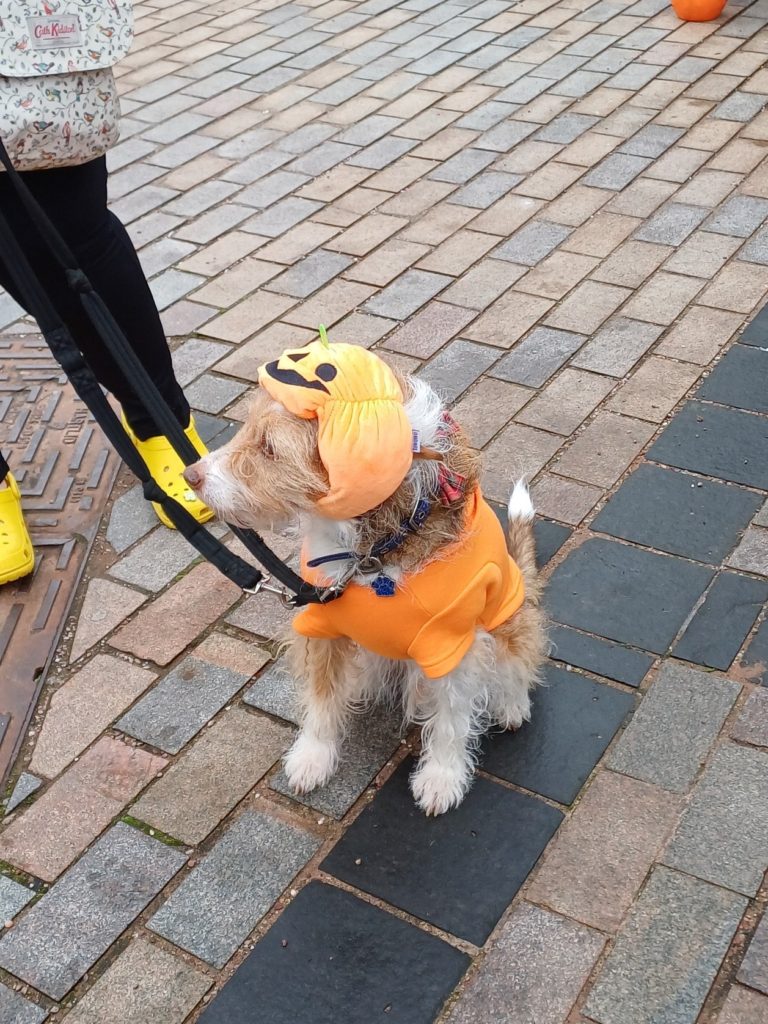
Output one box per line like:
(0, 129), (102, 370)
(0, 156), (190, 480)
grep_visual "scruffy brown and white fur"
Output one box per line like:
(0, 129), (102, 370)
(185, 372), (547, 815)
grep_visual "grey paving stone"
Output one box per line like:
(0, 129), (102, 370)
(416, 339), (499, 402)
(186, 373), (247, 415)
(235, 170), (309, 207)
(0, 873), (34, 921)
(714, 91), (768, 122)
(586, 47), (637, 74)
(663, 743), (768, 896)
(497, 75), (551, 104)
(572, 317), (663, 377)
(584, 153), (653, 190)
(242, 196), (322, 238)
(243, 660), (300, 724)
(475, 119), (537, 152)
(450, 171), (523, 208)
(117, 655), (251, 754)
(741, 619), (768, 687)
(535, 53), (589, 81)
(458, 100), (518, 131)
(705, 196), (768, 238)
(660, 55), (717, 82)
(585, 866), (747, 1024)
(552, 69), (610, 97)
(429, 148), (497, 184)
(347, 136), (418, 169)
(364, 269), (451, 319)
(549, 625), (653, 687)
(592, 464), (762, 563)
(0, 985), (47, 1024)
(289, 142), (358, 177)
(634, 203), (708, 245)
(447, 903), (604, 1024)
(109, 526), (201, 592)
(741, 302), (768, 347)
(5, 771), (42, 814)
(172, 337), (230, 387)
(491, 327), (585, 386)
(739, 912), (768, 995)
(149, 810), (320, 967)
(608, 660), (740, 792)
(498, 25), (549, 47)
(675, 572), (768, 671)
(741, 227), (768, 265)
(535, 113), (599, 144)
(335, 115), (403, 146)
(618, 26), (669, 48)
(624, 124), (686, 159)
(271, 707), (402, 818)
(648, 401), (768, 491)
(266, 250), (353, 299)
(0, 824), (185, 999)
(493, 221), (573, 265)
(731, 688), (768, 747)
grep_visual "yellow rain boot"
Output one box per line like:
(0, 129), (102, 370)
(0, 473), (35, 585)
(122, 415), (214, 530)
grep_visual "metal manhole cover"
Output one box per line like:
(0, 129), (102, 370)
(0, 333), (118, 786)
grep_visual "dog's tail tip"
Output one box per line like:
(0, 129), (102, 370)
(507, 478), (534, 523)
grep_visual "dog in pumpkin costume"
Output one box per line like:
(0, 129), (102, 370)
(184, 337), (546, 815)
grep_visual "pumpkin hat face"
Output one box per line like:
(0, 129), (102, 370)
(258, 339), (414, 519)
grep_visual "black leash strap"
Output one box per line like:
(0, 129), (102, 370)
(0, 140), (336, 606)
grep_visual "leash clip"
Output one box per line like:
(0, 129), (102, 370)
(243, 573), (294, 607)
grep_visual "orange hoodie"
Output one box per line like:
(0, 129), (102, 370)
(293, 488), (525, 679)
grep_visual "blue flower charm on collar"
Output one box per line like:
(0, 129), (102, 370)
(371, 575), (396, 597)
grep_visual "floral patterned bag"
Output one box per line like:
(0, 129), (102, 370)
(0, 1), (133, 171)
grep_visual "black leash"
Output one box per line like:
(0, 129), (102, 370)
(0, 139), (339, 607)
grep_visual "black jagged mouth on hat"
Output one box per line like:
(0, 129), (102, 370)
(264, 360), (331, 393)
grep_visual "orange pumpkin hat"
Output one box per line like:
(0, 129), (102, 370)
(258, 333), (414, 519)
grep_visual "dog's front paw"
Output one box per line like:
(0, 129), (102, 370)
(284, 734), (338, 793)
(410, 759), (471, 816)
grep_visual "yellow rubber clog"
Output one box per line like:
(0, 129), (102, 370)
(122, 415), (214, 530)
(0, 473), (35, 585)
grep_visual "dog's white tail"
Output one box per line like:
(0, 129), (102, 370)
(506, 479), (540, 604)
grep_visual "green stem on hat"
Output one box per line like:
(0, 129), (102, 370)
(318, 324), (330, 349)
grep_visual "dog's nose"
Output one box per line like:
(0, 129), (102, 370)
(183, 463), (205, 489)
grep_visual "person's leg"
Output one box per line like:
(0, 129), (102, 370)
(0, 158), (189, 440)
(0, 158), (211, 529)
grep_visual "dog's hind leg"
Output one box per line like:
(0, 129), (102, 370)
(283, 635), (356, 794)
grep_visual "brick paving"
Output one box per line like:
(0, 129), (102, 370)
(1, 0), (768, 1020)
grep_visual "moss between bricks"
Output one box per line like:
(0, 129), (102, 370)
(121, 814), (186, 847)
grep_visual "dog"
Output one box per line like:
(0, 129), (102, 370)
(183, 342), (546, 815)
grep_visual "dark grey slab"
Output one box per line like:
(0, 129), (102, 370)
(546, 538), (714, 654)
(549, 624), (653, 687)
(741, 619), (768, 687)
(149, 810), (320, 967)
(647, 401), (768, 490)
(481, 664), (635, 803)
(697, 344), (768, 414)
(662, 743), (768, 896)
(592, 464), (762, 563)
(740, 302), (768, 347)
(585, 866), (747, 1024)
(675, 572), (768, 671)
(322, 761), (562, 944)
(0, 823), (185, 999)
(489, 503), (571, 568)
(739, 912), (768, 995)
(197, 881), (469, 1024)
